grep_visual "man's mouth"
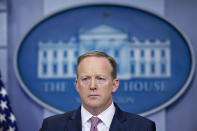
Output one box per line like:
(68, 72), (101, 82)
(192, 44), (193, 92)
(88, 94), (99, 98)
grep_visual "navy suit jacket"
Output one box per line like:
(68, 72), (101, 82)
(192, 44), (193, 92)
(40, 104), (156, 131)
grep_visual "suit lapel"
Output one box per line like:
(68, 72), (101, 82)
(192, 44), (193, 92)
(109, 103), (127, 131)
(64, 107), (82, 131)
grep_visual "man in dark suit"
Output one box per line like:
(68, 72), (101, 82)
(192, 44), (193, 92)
(40, 51), (156, 131)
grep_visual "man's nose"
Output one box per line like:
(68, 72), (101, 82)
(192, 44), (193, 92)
(90, 78), (97, 90)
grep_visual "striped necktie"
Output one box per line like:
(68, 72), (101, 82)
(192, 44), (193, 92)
(90, 116), (100, 131)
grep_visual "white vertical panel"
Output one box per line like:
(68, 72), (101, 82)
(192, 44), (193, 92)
(0, 1), (7, 85)
(0, 13), (7, 46)
(0, 50), (7, 83)
(43, 1), (166, 131)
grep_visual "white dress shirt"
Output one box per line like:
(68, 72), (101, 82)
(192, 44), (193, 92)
(81, 102), (115, 131)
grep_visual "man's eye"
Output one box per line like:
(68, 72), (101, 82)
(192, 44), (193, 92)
(82, 78), (89, 81)
(97, 77), (106, 84)
(81, 77), (91, 83)
(97, 77), (105, 80)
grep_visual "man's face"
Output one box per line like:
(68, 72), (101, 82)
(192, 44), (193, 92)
(76, 57), (119, 112)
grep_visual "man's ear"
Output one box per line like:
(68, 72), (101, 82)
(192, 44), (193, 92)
(112, 78), (119, 93)
(75, 79), (79, 93)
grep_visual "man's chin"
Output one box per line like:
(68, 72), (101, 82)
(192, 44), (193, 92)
(85, 101), (102, 109)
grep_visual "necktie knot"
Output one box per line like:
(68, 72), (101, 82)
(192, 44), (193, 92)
(90, 116), (100, 131)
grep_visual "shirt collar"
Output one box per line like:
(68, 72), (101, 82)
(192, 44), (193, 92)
(81, 105), (92, 126)
(81, 102), (115, 128)
(97, 102), (115, 128)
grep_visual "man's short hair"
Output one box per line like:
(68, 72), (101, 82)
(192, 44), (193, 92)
(77, 51), (117, 79)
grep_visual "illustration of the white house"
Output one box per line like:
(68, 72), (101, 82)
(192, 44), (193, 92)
(37, 24), (171, 79)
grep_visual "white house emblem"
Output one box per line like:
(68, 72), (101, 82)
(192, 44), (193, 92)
(15, 4), (195, 116)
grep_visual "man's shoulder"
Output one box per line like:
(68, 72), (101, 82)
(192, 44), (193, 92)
(122, 111), (154, 124)
(44, 110), (76, 122)
(113, 106), (156, 130)
(40, 109), (81, 131)
(115, 104), (154, 124)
